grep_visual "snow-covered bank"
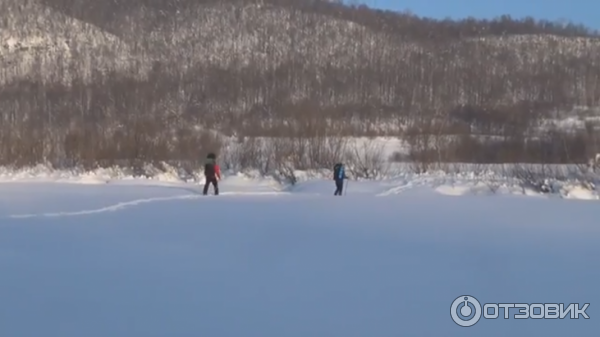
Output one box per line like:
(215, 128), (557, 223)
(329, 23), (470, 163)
(1, 163), (598, 200)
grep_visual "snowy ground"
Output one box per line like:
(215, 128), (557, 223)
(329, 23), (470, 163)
(0, 174), (599, 337)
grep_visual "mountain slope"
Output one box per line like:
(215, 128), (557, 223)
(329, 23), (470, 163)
(0, 0), (600, 168)
(2, 0), (598, 109)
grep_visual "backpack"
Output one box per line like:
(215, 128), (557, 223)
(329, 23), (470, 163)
(333, 163), (342, 180)
(204, 158), (216, 177)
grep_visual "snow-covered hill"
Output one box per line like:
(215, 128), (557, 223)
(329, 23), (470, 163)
(1, 0), (600, 170)
(2, 0), (599, 102)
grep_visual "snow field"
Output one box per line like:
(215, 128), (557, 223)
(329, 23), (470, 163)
(0, 145), (599, 337)
(0, 176), (599, 336)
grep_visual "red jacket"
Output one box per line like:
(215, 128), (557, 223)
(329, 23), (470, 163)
(214, 164), (221, 180)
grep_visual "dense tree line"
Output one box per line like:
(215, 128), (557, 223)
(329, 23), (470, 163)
(1, 0), (599, 172)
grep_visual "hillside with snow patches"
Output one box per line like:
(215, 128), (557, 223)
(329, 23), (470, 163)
(1, 0), (600, 185)
(1, 0), (599, 101)
(0, 0), (142, 84)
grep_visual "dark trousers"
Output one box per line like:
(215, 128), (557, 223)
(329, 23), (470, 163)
(203, 176), (219, 195)
(334, 179), (344, 196)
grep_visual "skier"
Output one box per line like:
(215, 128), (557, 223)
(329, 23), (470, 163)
(203, 153), (221, 195)
(333, 162), (349, 196)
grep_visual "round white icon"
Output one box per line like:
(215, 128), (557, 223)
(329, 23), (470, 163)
(451, 295), (482, 327)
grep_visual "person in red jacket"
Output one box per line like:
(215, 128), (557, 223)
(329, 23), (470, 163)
(203, 153), (221, 195)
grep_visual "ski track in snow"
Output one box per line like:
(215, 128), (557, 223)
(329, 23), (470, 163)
(8, 194), (201, 219)
(376, 181), (413, 196)
(7, 191), (289, 219)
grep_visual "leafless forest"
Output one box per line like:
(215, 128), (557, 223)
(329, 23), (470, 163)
(1, 0), (600, 175)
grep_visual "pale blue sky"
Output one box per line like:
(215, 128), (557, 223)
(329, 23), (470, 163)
(353, 0), (599, 31)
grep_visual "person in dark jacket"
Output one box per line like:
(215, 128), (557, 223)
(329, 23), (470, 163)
(203, 153), (221, 195)
(333, 163), (349, 196)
